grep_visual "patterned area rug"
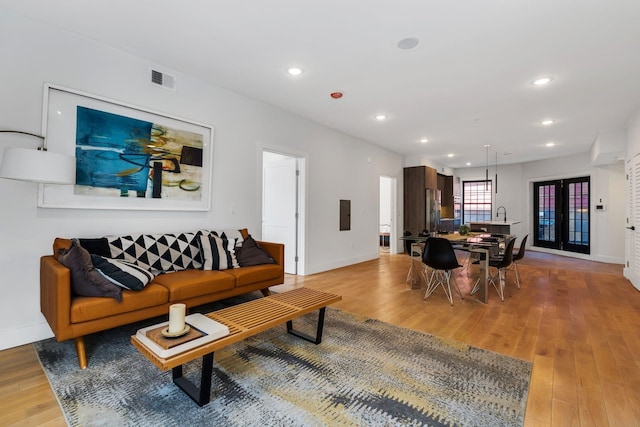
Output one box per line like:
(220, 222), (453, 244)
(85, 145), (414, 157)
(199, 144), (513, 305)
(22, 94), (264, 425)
(35, 295), (531, 426)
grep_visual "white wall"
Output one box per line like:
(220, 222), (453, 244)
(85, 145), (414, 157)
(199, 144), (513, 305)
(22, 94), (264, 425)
(627, 111), (640, 159)
(454, 152), (625, 264)
(0, 9), (403, 350)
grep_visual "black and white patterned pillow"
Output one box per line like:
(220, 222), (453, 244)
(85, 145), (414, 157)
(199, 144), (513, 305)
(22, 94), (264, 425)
(91, 255), (156, 290)
(210, 229), (244, 247)
(199, 233), (239, 270)
(107, 231), (203, 274)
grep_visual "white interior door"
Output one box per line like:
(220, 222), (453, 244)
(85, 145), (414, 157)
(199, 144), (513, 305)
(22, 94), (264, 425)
(262, 153), (298, 274)
(625, 155), (640, 290)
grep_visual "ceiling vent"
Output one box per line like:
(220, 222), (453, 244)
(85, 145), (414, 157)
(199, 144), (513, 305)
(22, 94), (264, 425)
(150, 69), (175, 90)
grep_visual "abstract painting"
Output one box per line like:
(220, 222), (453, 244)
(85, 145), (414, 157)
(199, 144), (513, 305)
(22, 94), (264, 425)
(74, 107), (203, 201)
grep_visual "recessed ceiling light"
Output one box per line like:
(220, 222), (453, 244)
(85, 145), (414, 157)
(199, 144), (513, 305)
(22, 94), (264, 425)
(375, 114), (387, 121)
(545, 142), (556, 147)
(447, 153), (454, 158)
(533, 77), (553, 86)
(287, 67), (303, 76)
(420, 138), (429, 143)
(541, 119), (555, 126)
(397, 37), (419, 50)
(466, 162), (472, 166)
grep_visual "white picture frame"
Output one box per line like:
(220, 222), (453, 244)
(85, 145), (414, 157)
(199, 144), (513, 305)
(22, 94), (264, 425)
(38, 83), (214, 211)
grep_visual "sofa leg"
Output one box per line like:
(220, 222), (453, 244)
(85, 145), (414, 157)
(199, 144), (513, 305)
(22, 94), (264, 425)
(260, 288), (271, 297)
(74, 337), (87, 370)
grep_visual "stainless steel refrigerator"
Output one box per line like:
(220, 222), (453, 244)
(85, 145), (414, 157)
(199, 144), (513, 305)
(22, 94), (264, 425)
(425, 189), (441, 233)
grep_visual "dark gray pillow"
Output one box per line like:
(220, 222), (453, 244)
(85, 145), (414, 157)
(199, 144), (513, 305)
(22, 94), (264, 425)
(236, 235), (276, 267)
(57, 239), (122, 301)
(78, 237), (111, 257)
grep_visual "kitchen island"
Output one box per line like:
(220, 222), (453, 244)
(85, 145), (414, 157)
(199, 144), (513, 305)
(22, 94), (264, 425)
(469, 221), (521, 234)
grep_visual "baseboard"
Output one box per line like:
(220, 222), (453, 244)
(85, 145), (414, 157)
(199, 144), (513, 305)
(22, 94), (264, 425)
(306, 253), (379, 275)
(0, 320), (54, 351)
(530, 246), (623, 264)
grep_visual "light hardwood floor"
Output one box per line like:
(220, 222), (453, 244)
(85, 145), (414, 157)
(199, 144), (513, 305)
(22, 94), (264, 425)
(2, 250), (639, 426)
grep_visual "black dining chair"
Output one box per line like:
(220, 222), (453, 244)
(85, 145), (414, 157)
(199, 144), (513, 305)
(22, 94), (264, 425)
(508, 234), (528, 289)
(421, 237), (463, 305)
(486, 237), (517, 301)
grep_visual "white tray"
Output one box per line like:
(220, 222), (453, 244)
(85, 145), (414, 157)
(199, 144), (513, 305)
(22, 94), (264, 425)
(135, 313), (230, 359)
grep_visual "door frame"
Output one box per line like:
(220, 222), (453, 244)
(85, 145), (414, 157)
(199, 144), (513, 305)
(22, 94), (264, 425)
(379, 175), (398, 254)
(528, 172), (592, 256)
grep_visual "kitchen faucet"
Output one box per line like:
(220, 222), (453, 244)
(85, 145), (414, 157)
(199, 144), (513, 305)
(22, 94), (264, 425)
(496, 206), (507, 222)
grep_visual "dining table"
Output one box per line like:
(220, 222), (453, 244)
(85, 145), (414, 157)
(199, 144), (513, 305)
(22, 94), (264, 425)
(402, 232), (513, 304)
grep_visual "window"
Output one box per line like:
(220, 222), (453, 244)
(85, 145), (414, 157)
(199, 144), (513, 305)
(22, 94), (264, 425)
(462, 180), (492, 224)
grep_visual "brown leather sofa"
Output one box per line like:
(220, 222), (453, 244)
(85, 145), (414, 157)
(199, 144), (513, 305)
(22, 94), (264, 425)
(40, 235), (284, 369)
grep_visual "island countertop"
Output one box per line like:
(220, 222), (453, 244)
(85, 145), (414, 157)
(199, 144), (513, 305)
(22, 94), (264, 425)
(469, 221), (521, 226)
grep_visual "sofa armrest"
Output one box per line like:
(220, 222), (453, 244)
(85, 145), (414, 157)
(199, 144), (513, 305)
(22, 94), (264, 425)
(256, 241), (285, 269)
(40, 255), (73, 341)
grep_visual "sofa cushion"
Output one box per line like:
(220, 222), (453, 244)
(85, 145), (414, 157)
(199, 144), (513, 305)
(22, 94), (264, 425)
(107, 231), (203, 274)
(199, 234), (239, 270)
(91, 255), (156, 290)
(57, 239), (123, 302)
(70, 283), (169, 323)
(223, 264), (283, 287)
(236, 235), (276, 267)
(152, 270), (236, 301)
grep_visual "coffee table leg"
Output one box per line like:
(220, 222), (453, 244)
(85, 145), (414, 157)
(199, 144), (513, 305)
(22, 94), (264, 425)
(172, 352), (214, 406)
(287, 307), (326, 344)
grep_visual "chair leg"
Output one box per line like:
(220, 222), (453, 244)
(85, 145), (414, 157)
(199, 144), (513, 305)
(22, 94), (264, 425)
(487, 269), (505, 302)
(424, 269), (463, 305)
(449, 272), (464, 302)
(513, 262), (521, 289)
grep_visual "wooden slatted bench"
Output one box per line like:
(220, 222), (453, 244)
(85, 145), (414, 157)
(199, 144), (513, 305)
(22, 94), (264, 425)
(131, 287), (342, 406)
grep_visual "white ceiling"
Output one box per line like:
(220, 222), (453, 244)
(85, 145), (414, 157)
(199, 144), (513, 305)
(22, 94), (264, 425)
(3, 0), (640, 168)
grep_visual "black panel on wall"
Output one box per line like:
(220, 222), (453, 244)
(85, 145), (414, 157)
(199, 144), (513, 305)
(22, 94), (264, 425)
(339, 199), (351, 231)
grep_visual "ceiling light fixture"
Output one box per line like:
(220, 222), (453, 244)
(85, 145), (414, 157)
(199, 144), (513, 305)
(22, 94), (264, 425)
(287, 67), (303, 76)
(466, 162), (471, 166)
(533, 77), (553, 86)
(375, 114), (387, 121)
(546, 142), (556, 147)
(397, 37), (419, 50)
(447, 153), (454, 158)
(420, 138), (428, 143)
(541, 119), (555, 126)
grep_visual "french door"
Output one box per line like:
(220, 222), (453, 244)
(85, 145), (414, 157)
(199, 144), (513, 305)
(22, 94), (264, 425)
(533, 176), (590, 254)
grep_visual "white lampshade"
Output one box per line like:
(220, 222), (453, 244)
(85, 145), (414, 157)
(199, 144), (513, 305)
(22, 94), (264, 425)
(0, 147), (76, 184)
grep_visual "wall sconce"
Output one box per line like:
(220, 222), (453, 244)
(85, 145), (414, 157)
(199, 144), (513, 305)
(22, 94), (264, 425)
(0, 130), (75, 184)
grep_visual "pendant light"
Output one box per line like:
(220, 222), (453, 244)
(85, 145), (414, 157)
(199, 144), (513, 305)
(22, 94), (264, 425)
(484, 144), (490, 191)
(495, 152), (498, 194)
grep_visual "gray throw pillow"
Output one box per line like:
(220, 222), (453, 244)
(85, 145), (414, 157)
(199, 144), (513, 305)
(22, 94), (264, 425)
(236, 235), (276, 267)
(58, 239), (122, 301)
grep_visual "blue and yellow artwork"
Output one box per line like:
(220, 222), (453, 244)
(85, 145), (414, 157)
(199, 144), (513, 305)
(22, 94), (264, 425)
(74, 107), (203, 200)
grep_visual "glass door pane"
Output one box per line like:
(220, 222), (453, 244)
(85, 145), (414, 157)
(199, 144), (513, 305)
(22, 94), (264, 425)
(563, 177), (590, 253)
(534, 181), (560, 249)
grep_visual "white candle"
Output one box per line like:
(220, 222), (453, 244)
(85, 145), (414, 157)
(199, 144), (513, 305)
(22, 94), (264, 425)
(168, 303), (186, 333)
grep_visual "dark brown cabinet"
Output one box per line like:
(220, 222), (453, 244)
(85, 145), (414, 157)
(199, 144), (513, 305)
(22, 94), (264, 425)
(403, 166), (438, 235)
(438, 173), (454, 218)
